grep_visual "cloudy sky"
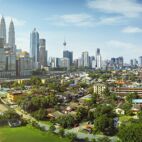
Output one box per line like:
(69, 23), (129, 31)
(0, 0), (142, 62)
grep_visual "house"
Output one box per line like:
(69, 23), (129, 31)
(132, 99), (142, 111)
(47, 111), (63, 119)
(115, 108), (125, 115)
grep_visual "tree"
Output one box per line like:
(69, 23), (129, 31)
(92, 138), (97, 142)
(78, 82), (88, 88)
(4, 109), (20, 120)
(30, 76), (42, 86)
(87, 111), (95, 122)
(88, 86), (94, 94)
(103, 85), (111, 97)
(57, 115), (75, 128)
(66, 132), (77, 142)
(118, 123), (142, 142)
(126, 92), (138, 103)
(94, 104), (117, 135)
(76, 107), (88, 122)
(58, 128), (65, 137)
(32, 109), (47, 120)
(94, 115), (115, 135)
(97, 136), (111, 142)
(121, 102), (132, 115)
(91, 93), (98, 104)
(94, 104), (115, 118)
(138, 111), (142, 120)
(49, 125), (56, 132)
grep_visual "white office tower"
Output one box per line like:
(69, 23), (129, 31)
(0, 16), (6, 44)
(8, 20), (16, 53)
(96, 48), (102, 69)
(82, 51), (89, 67)
(30, 28), (39, 69)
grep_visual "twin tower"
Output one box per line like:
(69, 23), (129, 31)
(0, 16), (15, 53)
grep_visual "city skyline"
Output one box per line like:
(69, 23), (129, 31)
(0, 0), (142, 62)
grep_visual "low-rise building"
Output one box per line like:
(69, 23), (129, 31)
(132, 99), (142, 111)
(113, 87), (142, 96)
(94, 83), (106, 97)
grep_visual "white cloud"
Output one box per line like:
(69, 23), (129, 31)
(98, 16), (124, 25)
(46, 13), (95, 27)
(107, 40), (135, 49)
(106, 40), (142, 60)
(46, 13), (126, 27)
(87, 0), (142, 17)
(0, 16), (26, 27)
(5, 16), (26, 27)
(122, 26), (142, 33)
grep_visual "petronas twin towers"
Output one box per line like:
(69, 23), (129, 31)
(0, 16), (15, 52)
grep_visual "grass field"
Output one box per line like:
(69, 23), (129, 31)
(0, 125), (70, 142)
(119, 115), (132, 123)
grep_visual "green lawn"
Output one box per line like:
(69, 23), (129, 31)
(0, 125), (70, 142)
(119, 115), (132, 123)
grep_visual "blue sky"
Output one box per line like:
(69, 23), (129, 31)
(0, 0), (142, 62)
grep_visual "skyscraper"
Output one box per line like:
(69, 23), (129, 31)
(96, 48), (102, 69)
(139, 56), (142, 67)
(0, 16), (6, 44)
(0, 38), (6, 71)
(82, 51), (89, 67)
(30, 28), (39, 68)
(39, 39), (47, 67)
(8, 20), (16, 52)
(63, 50), (73, 65)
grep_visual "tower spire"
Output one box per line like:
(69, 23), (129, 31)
(0, 16), (6, 44)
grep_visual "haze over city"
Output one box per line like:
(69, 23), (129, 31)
(0, 0), (142, 62)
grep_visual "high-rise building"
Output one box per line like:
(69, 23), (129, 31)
(82, 51), (89, 67)
(0, 38), (6, 71)
(0, 16), (6, 44)
(8, 20), (16, 53)
(78, 58), (83, 68)
(130, 59), (134, 67)
(63, 50), (73, 65)
(30, 28), (39, 68)
(96, 48), (102, 69)
(139, 56), (142, 67)
(39, 39), (47, 67)
(130, 58), (138, 67)
(116, 57), (124, 69)
(90, 56), (95, 68)
(50, 57), (60, 68)
(60, 58), (70, 69)
(6, 53), (16, 71)
(16, 51), (33, 76)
